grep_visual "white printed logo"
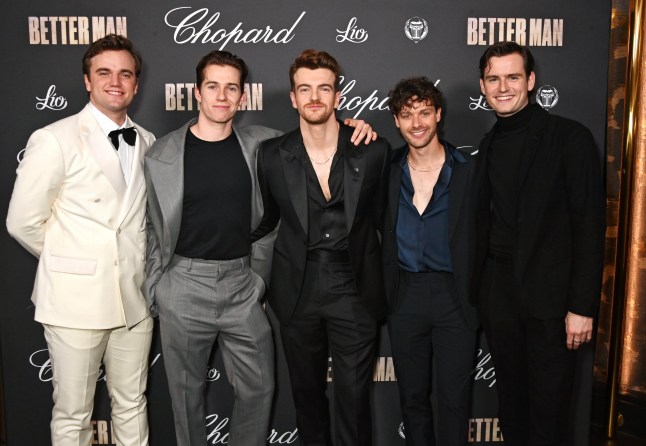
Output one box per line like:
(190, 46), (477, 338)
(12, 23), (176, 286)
(398, 421), (406, 439)
(164, 7), (305, 49)
(536, 85), (559, 109)
(405, 17), (428, 43)
(469, 94), (493, 111)
(36, 85), (68, 111)
(336, 17), (368, 43)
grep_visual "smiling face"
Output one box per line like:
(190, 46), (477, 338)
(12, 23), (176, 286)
(195, 64), (246, 127)
(394, 98), (441, 151)
(290, 68), (340, 125)
(84, 50), (138, 124)
(480, 53), (535, 117)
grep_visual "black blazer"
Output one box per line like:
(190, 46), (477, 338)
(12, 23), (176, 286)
(381, 143), (479, 330)
(472, 105), (605, 319)
(251, 123), (391, 325)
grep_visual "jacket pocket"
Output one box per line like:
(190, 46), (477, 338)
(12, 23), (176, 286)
(49, 255), (97, 275)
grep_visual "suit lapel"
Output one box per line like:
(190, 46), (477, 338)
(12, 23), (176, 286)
(388, 148), (405, 231)
(79, 107), (127, 198)
(235, 125), (262, 227)
(147, 121), (191, 255)
(343, 136), (366, 233)
(279, 132), (308, 235)
(448, 157), (468, 243)
(117, 121), (147, 225)
(516, 106), (549, 192)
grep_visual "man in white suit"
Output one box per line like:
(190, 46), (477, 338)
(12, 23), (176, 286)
(6, 34), (155, 445)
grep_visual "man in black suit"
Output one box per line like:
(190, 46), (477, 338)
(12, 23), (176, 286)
(473, 42), (605, 445)
(381, 77), (479, 446)
(251, 49), (390, 446)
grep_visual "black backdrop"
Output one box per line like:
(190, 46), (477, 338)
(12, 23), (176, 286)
(0, 1), (610, 444)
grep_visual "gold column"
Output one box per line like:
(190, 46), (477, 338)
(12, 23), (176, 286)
(605, 0), (646, 437)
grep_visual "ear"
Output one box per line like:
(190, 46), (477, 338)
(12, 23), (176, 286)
(84, 74), (91, 93)
(334, 90), (341, 109)
(237, 90), (247, 108)
(436, 107), (442, 123)
(527, 71), (536, 92)
(194, 85), (202, 103)
(290, 90), (297, 109)
(479, 78), (485, 96)
(393, 114), (401, 129)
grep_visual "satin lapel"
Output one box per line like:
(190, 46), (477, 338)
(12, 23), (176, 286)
(279, 135), (308, 235)
(343, 140), (366, 234)
(117, 123), (146, 225)
(79, 107), (127, 198)
(388, 149), (405, 230)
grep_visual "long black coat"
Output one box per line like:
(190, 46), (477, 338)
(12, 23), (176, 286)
(472, 105), (605, 319)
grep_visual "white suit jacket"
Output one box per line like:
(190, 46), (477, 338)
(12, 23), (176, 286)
(6, 104), (155, 329)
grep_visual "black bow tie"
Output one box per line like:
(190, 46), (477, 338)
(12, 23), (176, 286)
(108, 127), (137, 150)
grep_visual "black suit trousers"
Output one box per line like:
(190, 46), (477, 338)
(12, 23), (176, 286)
(388, 270), (476, 446)
(479, 257), (577, 446)
(280, 257), (377, 446)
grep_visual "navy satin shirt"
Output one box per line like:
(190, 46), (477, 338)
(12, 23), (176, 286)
(396, 143), (466, 272)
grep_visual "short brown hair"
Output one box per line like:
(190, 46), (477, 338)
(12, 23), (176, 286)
(289, 49), (341, 91)
(388, 76), (442, 116)
(82, 34), (142, 77)
(195, 50), (249, 88)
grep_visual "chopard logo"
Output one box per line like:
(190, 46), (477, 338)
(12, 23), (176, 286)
(206, 414), (298, 444)
(36, 85), (68, 111)
(164, 7), (305, 49)
(472, 348), (496, 387)
(336, 17), (368, 43)
(30, 348), (161, 382)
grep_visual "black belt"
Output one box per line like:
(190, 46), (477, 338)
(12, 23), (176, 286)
(307, 249), (350, 263)
(487, 252), (512, 265)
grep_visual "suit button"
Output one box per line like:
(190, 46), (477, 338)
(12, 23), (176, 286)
(116, 228), (121, 234)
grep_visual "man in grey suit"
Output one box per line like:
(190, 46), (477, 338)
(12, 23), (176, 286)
(143, 50), (375, 445)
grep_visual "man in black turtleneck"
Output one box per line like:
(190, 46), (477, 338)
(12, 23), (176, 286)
(472, 42), (605, 446)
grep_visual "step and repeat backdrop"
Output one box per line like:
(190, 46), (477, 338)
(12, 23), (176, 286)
(0, 0), (610, 444)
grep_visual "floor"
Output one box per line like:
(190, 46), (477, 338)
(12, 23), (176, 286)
(591, 432), (646, 445)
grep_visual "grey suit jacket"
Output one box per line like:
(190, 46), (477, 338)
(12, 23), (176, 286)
(142, 119), (282, 315)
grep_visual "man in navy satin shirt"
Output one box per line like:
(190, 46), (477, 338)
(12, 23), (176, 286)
(381, 77), (479, 446)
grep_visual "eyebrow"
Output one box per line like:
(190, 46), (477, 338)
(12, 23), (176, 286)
(296, 83), (334, 89)
(204, 80), (240, 88)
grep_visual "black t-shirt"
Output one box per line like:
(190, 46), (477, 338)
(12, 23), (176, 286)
(175, 129), (252, 260)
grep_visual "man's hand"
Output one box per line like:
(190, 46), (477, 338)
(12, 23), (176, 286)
(344, 118), (378, 145)
(565, 311), (593, 350)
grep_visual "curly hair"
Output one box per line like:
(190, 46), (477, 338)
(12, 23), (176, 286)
(387, 76), (442, 116)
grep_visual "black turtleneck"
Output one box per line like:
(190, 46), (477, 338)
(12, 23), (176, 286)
(487, 103), (537, 257)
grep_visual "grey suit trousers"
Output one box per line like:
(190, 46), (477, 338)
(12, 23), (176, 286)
(155, 255), (274, 446)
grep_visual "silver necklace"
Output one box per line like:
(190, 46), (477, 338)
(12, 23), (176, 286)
(309, 147), (337, 165)
(407, 156), (443, 172)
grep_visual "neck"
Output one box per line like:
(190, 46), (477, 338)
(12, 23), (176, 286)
(192, 115), (234, 142)
(300, 117), (339, 153)
(407, 138), (444, 165)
